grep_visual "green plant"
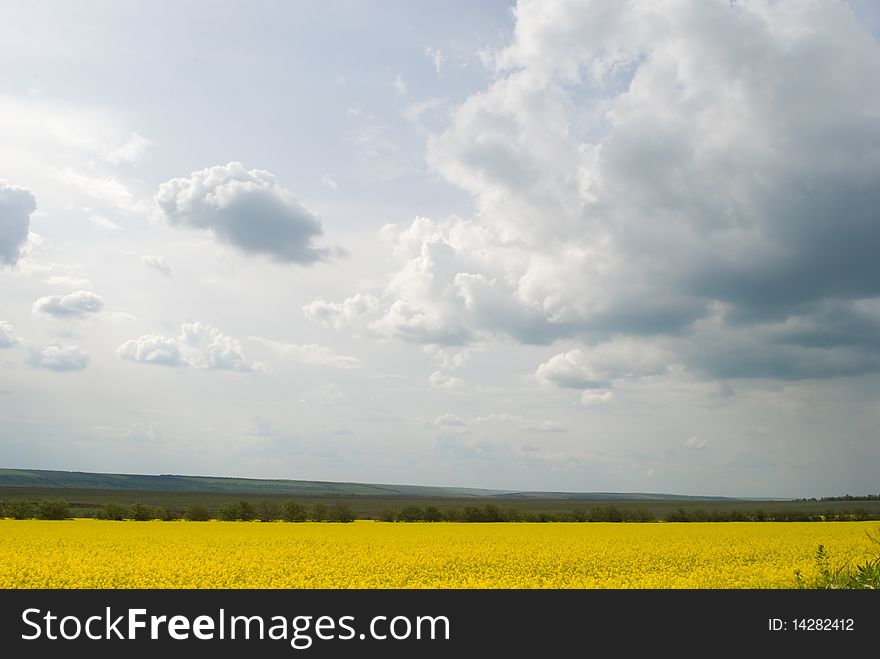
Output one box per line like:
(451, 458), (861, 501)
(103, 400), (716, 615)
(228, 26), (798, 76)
(795, 532), (880, 589)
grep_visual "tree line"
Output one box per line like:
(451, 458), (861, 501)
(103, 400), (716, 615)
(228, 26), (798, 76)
(3, 498), (880, 523)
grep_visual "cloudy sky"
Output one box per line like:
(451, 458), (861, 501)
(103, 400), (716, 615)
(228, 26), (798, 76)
(2, 0), (879, 498)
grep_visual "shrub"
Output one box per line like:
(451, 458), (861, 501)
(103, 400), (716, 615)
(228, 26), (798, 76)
(185, 504), (211, 521)
(37, 499), (70, 520)
(282, 501), (307, 522)
(311, 503), (328, 522)
(218, 502), (243, 521)
(98, 502), (128, 521)
(130, 502), (155, 521)
(328, 502), (355, 523)
(159, 507), (182, 521)
(258, 500), (281, 522)
(398, 505), (424, 522)
(6, 499), (35, 520)
(423, 506), (443, 522)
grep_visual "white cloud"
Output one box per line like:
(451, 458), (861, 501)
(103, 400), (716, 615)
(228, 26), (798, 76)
(249, 337), (360, 369)
(118, 322), (265, 372)
(429, 370), (464, 389)
(393, 73), (407, 95)
(0, 321), (22, 348)
(580, 390), (614, 405)
(102, 132), (151, 164)
(125, 422), (164, 443)
(425, 46), (446, 74)
(348, 126), (415, 180)
(45, 275), (92, 288)
(32, 290), (104, 318)
(0, 181), (36, 266)
(88, 214), (122, 231)
(26, 344), (89, 371)
(434, 413), (466, 426)
(117, 334), (185, 367)
(684, 435), (707, 450)
(536, 349), (605, 390)
(141, 253), (171, 276)
(434, 411), (566, 432)
(155, 162), (330, 264)
(320, 174), (339, 190)
(56, 169), (141, 213)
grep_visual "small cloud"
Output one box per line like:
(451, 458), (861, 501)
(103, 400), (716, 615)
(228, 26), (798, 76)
(320, 174), (339, 190)
(118, 321), (265, 372)
(141, 253), (171, 276)
(749, 425), (770, 436)
(429, 370), (464, 389)
(346, 103), (364, 118)
(0, 320), (22, 348)
(250, 336), (360, 369)
(88, 215), (122, 231)
(580, 390), (614, 405)
(425, 46), (446, 74)
(155, 162), (330, 265)
(32, 290), (104, 318)
(434, 413), (466, 426)
(117, 334), (186, 367)
(245, 417), (276, 438)
(0, 181), (37, 266)
(103, 132), (151, 164)
(536, 349), (605, 390)
(45, 275), (92, 288)
(125, 422), (164, 443)
(393, 73), (407, 96)
(26, 344), (89, 371)
(684, 435), (708, 450)
(56, 169), (141, 213)
(525, 419), (566, 433)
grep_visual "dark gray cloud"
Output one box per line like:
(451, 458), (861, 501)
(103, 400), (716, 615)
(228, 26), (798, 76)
(0, 181), (36, 266)
(155, 162), (330, 264)
(306, 1), (880, 383)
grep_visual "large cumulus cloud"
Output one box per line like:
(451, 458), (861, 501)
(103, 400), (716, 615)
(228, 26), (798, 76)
(306, 0), (880, 383)
(155, 162), (330, 264)
(0, 181), (36, 266)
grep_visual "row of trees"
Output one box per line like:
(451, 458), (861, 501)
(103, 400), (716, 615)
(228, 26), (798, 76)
(378, 504), (659, 523)
(0, 499), (70, 520)
(4, 499), (880, 523)
(95, 500), (358, 522)
(665, 508), (880, 522)
(0, 499), (357, 523)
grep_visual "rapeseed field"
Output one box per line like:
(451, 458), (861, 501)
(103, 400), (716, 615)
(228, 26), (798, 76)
(1, 519), (875, 589)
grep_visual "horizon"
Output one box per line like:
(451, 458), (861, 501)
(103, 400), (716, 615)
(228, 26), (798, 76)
(2, 1), (880, 499)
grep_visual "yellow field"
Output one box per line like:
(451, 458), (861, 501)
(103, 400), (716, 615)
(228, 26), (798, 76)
(1, 519), (876, 588)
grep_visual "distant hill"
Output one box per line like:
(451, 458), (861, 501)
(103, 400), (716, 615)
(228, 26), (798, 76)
(0, 467), (735, 501)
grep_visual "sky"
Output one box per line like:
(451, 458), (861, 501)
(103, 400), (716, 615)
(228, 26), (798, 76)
(2, 0), (879, 498)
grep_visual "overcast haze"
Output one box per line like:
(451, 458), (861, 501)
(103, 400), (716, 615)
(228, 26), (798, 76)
(2, 0), (880, 498)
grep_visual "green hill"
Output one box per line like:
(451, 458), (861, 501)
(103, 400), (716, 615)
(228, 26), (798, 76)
(0, 467), (733, 500)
